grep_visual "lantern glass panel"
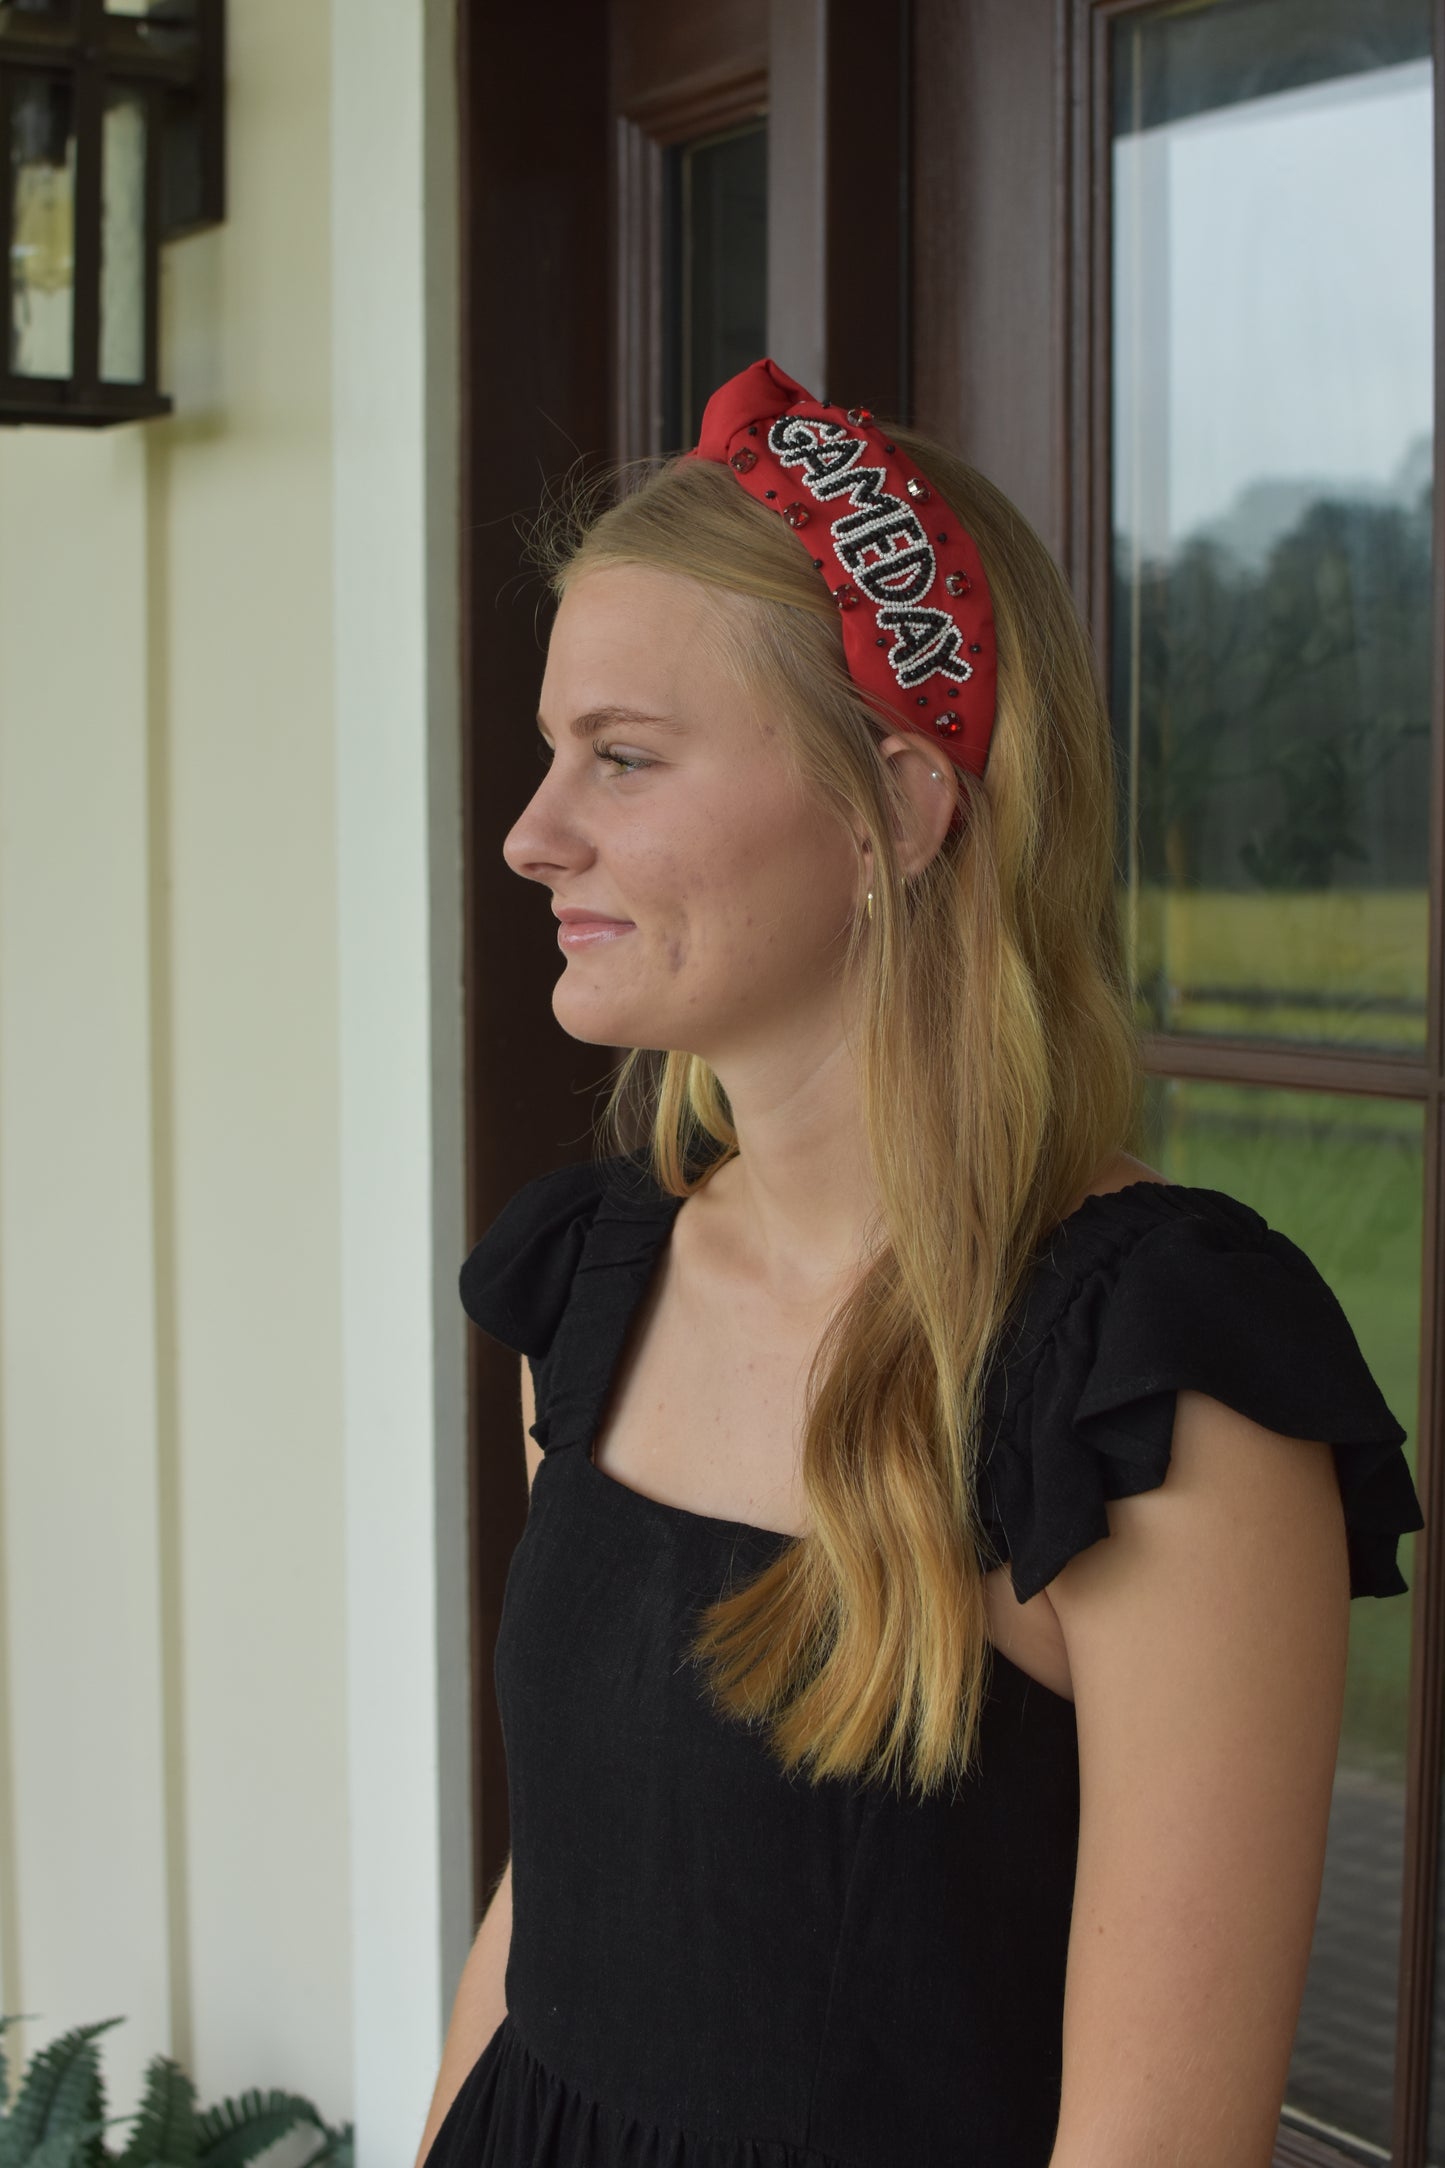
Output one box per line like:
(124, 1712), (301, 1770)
(100, 87), (146, 384)
(9, 74), (76, 380)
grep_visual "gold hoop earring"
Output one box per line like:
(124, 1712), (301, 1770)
(866, 887), (875, 923)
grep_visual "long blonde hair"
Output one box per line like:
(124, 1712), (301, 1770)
(522, 427), (1143, 1801)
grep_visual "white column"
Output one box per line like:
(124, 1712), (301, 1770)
(331, 0), (471, 2157)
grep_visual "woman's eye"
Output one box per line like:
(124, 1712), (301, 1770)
(534, 739), (652, 776)
(595, 744), (651, 775)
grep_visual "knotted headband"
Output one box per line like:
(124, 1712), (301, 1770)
(682, 358), (998, 816)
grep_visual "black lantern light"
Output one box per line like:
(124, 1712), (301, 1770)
(0, 0), (223, 425)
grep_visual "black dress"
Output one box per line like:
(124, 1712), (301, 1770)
(423, 1153), (1425, 2168)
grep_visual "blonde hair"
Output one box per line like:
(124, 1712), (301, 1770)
(522, 428), (1144, 1801)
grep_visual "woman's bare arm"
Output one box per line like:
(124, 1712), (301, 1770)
(1044, 1386), (1351, 2168)
(412, 1355), (542, 2167)
(411, 1857), (514, 2168)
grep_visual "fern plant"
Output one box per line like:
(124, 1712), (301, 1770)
(0, 2014), (353, 2168)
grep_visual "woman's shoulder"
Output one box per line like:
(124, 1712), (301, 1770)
(458, 1149), (677, 1357)
(981, 1161), (1424, 1605)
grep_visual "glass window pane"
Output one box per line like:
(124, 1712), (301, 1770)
(1136, 1074), (1423, 2156)
(100, 87), (146, 384)
(662, 120), (767, 455)
(1111, 1), (1434, 1054)
(9, 73), (76, 380)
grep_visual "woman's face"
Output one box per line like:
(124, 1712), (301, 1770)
(503, 563), (867, 1062)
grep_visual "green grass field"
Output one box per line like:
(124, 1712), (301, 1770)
(1124, 884), (1428, 1052)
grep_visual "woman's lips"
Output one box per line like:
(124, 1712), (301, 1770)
(557, 917), (636, 950)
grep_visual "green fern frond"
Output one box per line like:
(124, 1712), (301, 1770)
(78, 2048), (107, 2168)
(20, 2116), (107, 2168)
(193, 2089), (325, 2168)
(0, 2016), (44, 2125)
(114, 2055), (198, 2168)
(293, 2123), (353, 2168)
(0, 2021), (124, 2168)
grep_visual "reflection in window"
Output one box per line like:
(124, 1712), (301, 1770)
(100, 89), (147, 385)
(661, 121), (766, 456)
(9, 75), (76, 379)
(1135, 1073), (1422, 2156)
(1111, 1), (1433, 1054)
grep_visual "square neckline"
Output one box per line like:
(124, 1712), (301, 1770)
(580, 1171), (1191, 1546)
(567, 1174), (1197, 1717)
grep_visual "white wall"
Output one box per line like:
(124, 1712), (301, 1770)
(0, 3), (467, 2157)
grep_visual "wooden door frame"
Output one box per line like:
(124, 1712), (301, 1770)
(456, 0), (908, 1916)
(458, 5), (1443, 2156)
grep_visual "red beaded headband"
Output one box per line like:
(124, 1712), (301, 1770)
(682, 357), (997, 822)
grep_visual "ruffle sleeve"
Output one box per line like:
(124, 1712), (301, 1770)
(458, 1158), (613, 1359)
(983, 1201), (1425, 1606)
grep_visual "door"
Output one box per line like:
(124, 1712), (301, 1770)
(459, 0), (907, 1918)
(462, 3), (1444, 2158)
(911, 2), (1441, 2159)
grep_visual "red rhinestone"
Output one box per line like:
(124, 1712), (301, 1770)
(934, 713), (962, 738)
(906, 478), (931, 502)
(834, 584), (860, 610)
(845, 406), (873, 426)
(783, 502), (810, 527)
(945, 571), (970, 596)
(731, 448), (758, 472)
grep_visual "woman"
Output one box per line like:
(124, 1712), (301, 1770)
(415, 360), (1424, 2167)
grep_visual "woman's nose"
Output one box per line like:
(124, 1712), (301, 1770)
(502, 764), (592, 884)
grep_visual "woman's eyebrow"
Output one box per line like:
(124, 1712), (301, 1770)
(535, 705), (684, 743)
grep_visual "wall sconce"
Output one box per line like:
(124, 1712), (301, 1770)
(0, 0), (223, 425)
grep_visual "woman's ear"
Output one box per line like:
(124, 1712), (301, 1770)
(874, 734), (961, 876)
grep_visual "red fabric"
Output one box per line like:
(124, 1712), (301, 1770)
(683, 358), (997, 806)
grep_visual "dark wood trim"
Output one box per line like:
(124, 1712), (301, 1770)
(912, 0), (1068, 554)
(611, 0), (767, 125)
(69, 0), (103, 401)
(456, 0), (615, 1915)
(766, 0), (907, 419)
(764, 0), (826, 395)
(1138, 1036), (1433, 1103)
(1272, 2124), (1380, 2168)
(621, 69), (768, 144)
(611, 0), (905, 470)
(613, 115), (665, 463)
(1053, 0), (1074, 581)
(612, 64), (767, 465)
(1393, 15), (1445, 2160)
(1397, 1094), (1444, 2168)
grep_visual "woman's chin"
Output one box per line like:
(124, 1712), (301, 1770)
(551, 980), (651, 1049)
